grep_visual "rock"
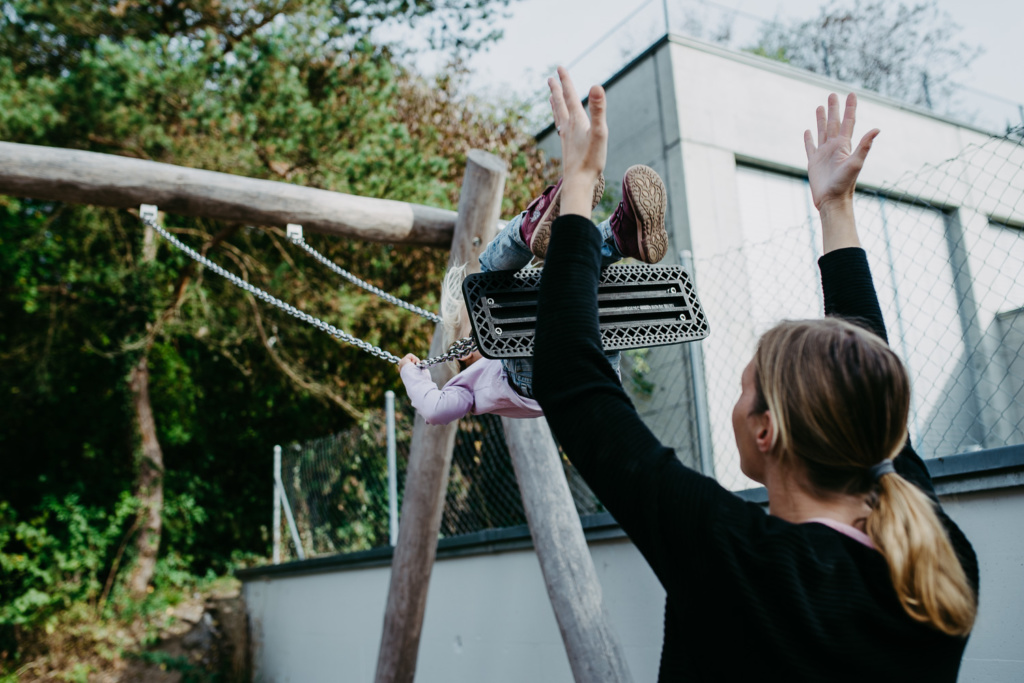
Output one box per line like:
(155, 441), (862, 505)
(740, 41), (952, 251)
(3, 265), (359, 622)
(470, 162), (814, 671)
(182, 613), (217, 652)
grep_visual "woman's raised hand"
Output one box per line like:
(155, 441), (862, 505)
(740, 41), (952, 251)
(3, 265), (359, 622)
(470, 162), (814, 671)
(548, 66), (608, 217)
(804, 93), (880, 211)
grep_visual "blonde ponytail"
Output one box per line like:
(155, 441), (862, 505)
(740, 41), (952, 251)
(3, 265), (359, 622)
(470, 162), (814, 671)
(866, 469), (977, 636)
(439, 263), (469, 374)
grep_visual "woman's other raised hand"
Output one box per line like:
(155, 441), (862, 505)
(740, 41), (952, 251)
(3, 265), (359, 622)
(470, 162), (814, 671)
(548, 66), (608, 219)
(804, 93), (880, 253)
(804, 92), (879, 210)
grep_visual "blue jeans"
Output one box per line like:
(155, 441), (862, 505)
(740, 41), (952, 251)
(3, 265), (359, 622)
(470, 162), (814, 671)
(478, 212), (623, 398)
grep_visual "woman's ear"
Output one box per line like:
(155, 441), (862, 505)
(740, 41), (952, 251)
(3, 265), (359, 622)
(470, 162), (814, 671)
(754, 410), (775, 454)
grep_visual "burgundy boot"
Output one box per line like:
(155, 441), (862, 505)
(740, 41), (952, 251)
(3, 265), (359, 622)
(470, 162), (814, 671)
(610, 165), (668, 264)
(520, 174), (605, 259)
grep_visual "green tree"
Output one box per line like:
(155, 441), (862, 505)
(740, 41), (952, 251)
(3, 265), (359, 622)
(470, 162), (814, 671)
(0, 0), (547, 648)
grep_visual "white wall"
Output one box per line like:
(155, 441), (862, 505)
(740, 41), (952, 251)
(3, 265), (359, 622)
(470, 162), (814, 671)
(944, 486), (1024, 681)
(244, 537), (664, 683)
(244, 484), (1024, 682)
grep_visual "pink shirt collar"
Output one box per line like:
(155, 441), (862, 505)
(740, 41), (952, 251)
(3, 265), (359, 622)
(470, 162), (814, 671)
(803, 517), (876, 550)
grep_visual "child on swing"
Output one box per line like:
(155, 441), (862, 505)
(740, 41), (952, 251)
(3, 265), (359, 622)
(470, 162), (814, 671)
(397, 164), (670, 425)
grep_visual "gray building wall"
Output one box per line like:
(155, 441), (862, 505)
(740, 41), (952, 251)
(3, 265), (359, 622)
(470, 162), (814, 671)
(993, 307), (1024, 445)
(539, 34), (1023, 485)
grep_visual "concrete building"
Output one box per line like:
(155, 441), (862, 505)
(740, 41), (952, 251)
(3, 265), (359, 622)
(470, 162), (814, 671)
(535, 34), (1024, 491)
(241, 34), (1024, 681)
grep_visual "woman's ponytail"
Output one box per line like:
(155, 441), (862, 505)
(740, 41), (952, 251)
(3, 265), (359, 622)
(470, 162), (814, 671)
(866, 468), (977, 636)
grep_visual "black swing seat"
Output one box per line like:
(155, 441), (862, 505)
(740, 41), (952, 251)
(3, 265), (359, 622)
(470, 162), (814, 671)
(463, 263), (710, 359)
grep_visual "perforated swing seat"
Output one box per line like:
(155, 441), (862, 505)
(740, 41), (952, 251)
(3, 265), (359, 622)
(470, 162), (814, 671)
(462, 264), (710, 359)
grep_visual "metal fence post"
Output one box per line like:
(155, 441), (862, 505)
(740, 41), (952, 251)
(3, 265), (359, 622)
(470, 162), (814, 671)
(386, 390), (399, 547)
(273, 444), (282, 564)
(274, 446), (306, 561)
(680, 250), (715, 479)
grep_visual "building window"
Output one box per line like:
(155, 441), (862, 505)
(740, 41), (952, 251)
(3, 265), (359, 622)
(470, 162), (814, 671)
(696, 165), (993, 490)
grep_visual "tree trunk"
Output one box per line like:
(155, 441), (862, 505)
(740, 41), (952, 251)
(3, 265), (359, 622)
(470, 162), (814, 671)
(126, 354), (165, 598)
(126, 214), (165, 598)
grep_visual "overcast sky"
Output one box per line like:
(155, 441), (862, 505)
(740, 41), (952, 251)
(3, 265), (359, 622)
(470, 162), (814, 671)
(435, 0), (1024, 133)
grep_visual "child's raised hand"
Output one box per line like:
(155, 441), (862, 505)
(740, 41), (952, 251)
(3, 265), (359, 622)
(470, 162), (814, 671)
(398, 353), (420, 371)
(548, 66), (608, 216)
(804, 93), (880, 211)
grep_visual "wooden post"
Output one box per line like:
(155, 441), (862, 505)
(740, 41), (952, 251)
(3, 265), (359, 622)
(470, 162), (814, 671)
(0, 141), (458, 245)
(374, 150), (506, 683)
(502, 417), (634, 683)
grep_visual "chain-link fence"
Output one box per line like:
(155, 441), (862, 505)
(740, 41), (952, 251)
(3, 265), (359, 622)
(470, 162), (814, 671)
(273, 392), (602, 561)
(694, 129), (1024, 490)
(274, 129), (1024, 560)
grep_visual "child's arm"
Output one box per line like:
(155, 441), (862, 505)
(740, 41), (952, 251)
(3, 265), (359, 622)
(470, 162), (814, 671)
(398, 355), (473, 425)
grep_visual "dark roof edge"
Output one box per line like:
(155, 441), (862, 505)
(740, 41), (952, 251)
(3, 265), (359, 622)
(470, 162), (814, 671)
(235, 512), (624, 581)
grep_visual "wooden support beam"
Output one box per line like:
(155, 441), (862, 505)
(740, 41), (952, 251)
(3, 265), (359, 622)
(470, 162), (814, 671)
(0, 141), (457, 245)
(374, 149), (507, 682)
(502, 417), (634, 683)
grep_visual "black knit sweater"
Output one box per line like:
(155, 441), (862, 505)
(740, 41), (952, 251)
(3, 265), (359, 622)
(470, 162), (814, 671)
(533, 215), (979, 682)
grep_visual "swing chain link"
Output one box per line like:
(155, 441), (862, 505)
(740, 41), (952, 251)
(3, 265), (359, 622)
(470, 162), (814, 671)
(288, 233), (443, 324)
(140, 209), (405, 364)
(416, 336), (478, 368)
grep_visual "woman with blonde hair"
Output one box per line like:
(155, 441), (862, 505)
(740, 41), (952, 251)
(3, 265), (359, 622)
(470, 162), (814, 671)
(533, 67), (978, 681)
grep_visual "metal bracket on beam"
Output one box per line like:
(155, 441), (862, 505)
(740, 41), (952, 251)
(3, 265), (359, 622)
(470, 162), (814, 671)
(140, 204), (159, 222)
(286, 223), (303, 242)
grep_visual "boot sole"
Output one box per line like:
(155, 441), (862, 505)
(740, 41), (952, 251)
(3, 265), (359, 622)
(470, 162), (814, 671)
(623, 165), (668, 264)
(530, 174), (606, 259)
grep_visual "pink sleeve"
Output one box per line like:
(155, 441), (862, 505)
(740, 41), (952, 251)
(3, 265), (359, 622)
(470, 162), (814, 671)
(400, 364), (474, 425)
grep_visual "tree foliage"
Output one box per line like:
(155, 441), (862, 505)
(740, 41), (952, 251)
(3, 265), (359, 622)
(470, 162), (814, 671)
(0, 0), (548, 668)
(747, 0), (982, 110)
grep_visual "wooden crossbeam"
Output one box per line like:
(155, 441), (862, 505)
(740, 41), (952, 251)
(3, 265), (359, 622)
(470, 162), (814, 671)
(0, 141), (457, 245)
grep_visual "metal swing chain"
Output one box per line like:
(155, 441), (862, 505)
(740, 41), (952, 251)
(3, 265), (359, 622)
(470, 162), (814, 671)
(140, 207), (477, 366)
(287, 232), (442, 324)
(421, 335), (478, 367)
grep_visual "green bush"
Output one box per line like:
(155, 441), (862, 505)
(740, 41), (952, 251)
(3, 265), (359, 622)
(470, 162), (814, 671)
(0, 493), (138, 631)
